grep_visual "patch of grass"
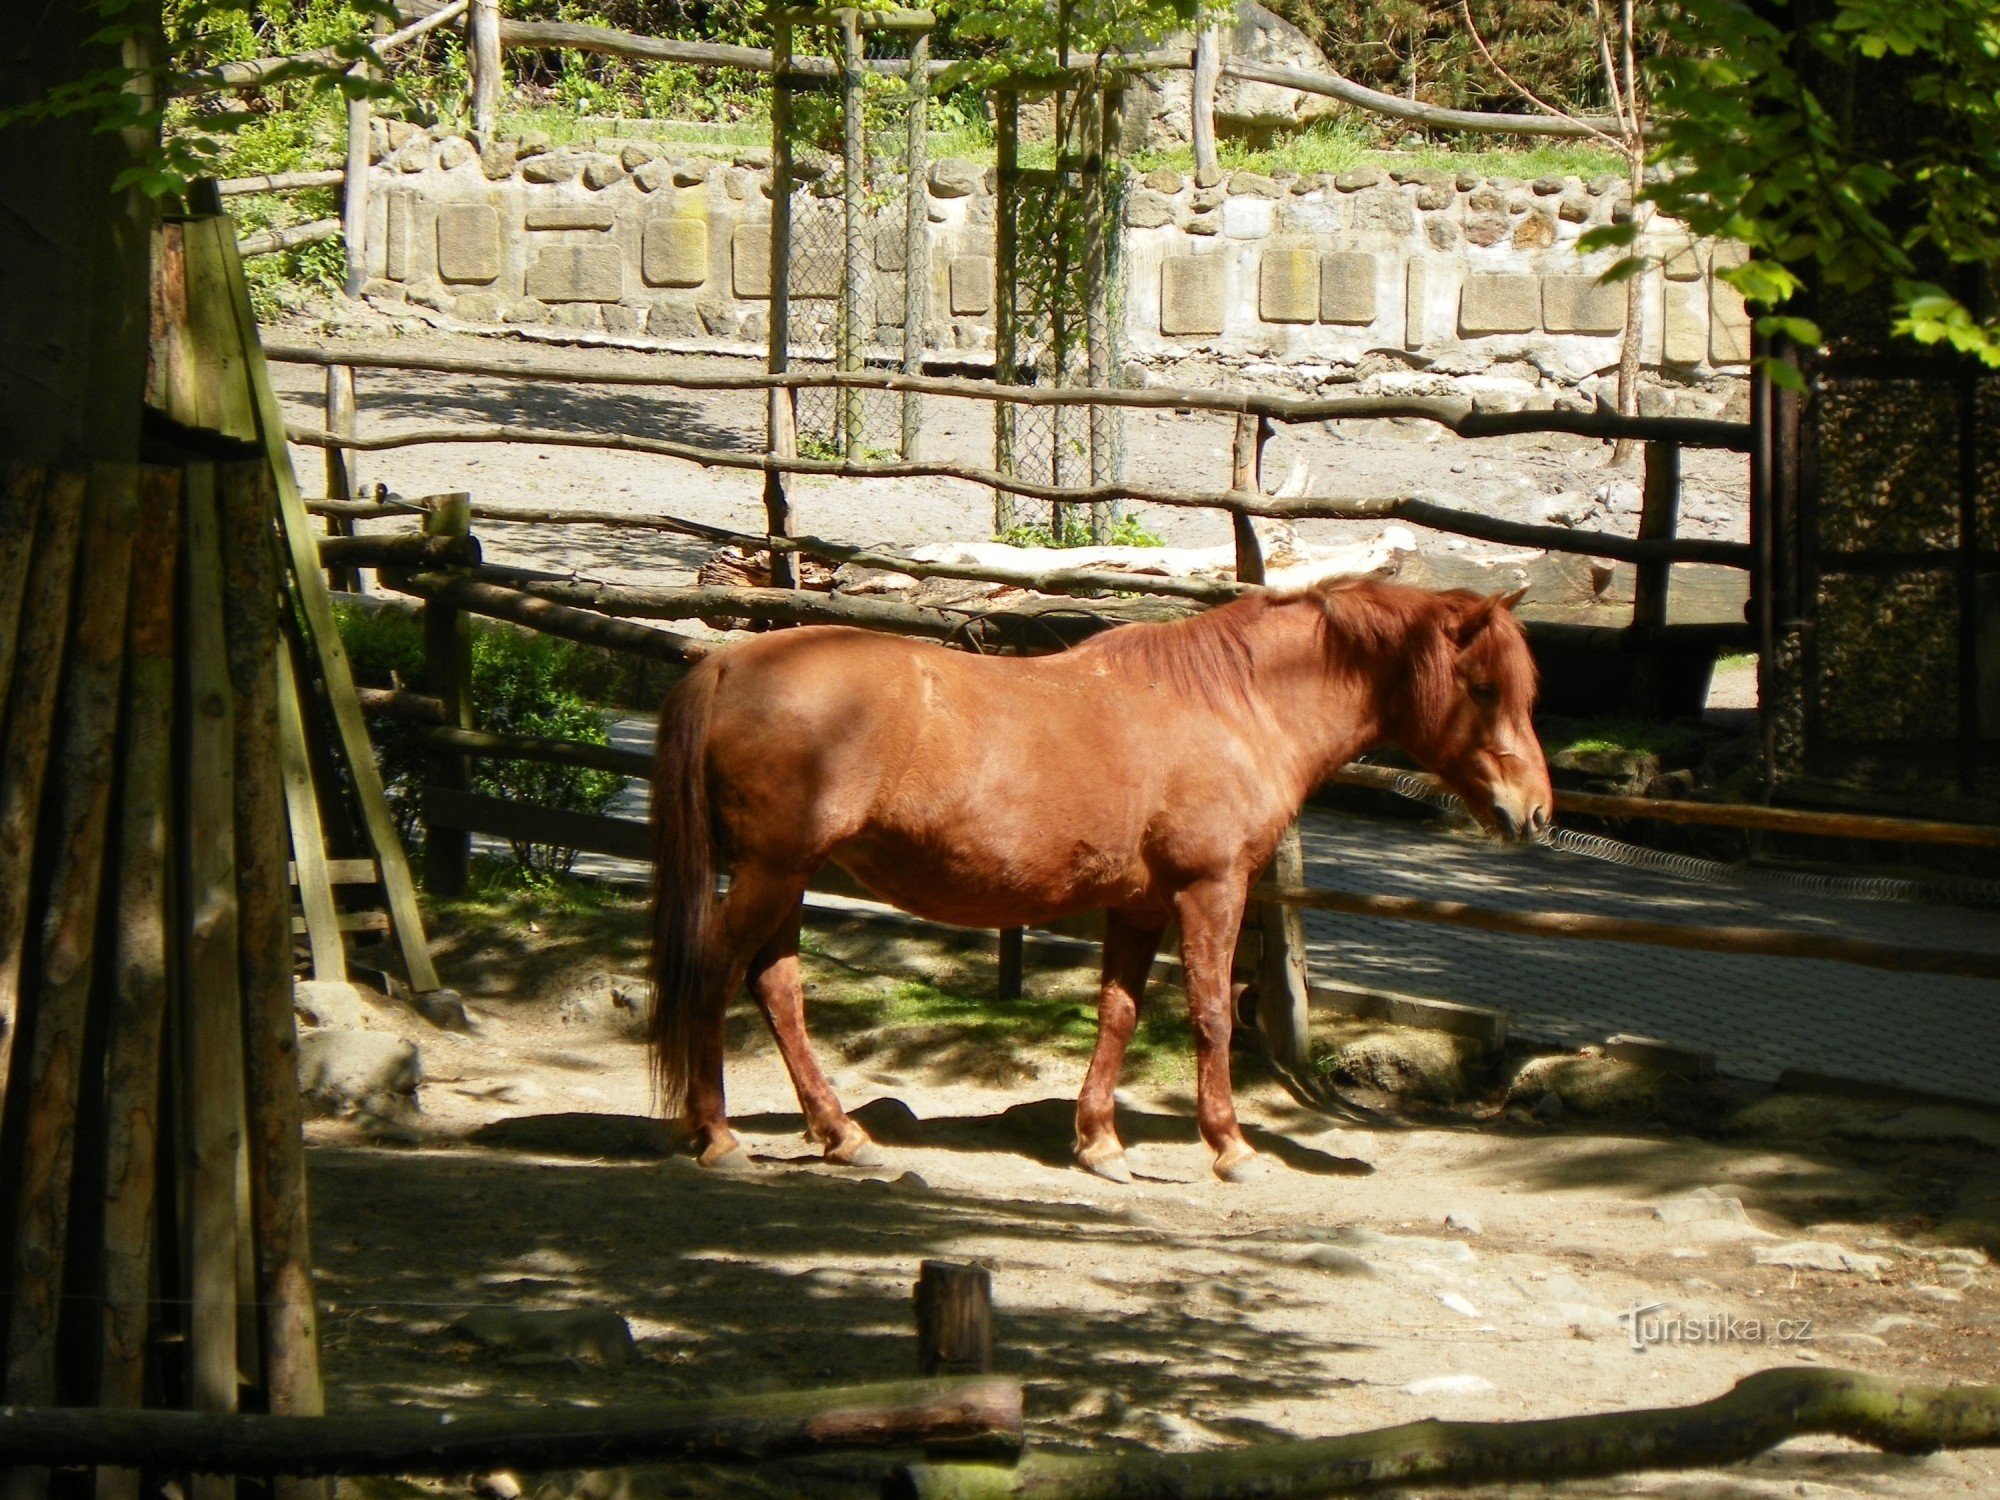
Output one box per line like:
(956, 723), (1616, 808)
(1544, 715), (1710, 761)
(1716, 651), (1758, 670)
(999, 509), (1166, 549)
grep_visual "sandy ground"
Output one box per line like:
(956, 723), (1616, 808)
(271, 319), (1751, 614)
(312, 910), (1996, 1500)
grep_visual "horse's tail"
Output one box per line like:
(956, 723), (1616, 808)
(648, 661), (722, 1117)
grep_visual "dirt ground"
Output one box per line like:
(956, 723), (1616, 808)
(313, 895), (2000, 1500)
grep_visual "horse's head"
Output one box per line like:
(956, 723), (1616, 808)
(1418, 589), (1552, 842)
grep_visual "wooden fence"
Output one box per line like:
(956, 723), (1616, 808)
(259, 337), (2000, 1100)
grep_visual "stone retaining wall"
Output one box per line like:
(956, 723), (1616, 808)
(361, 120), (1748, 414)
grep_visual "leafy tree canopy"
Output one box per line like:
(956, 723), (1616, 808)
(1641, 0), (2000, 370)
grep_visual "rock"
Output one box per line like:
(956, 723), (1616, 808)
(293, 979), (378, 1031)
(1511, 210), (1556, 249)
(437, 138), (475, 171)
(1463, 214), (1508, 248)
(1531, 1090), (1564, 1122)
(1558, 193), (1591, 223)
(1751, 1241), (1893, 1279)
(892, 1171), (931, 1192)
(479, 141), (518, 181)
(1296, 1245), (1377, 1275)
(1532, 176), (1565, 195)
(671, 160), (712, 186)
(1324, 1022), (1491, 1104)
(928, 159), (983, 198)
(1334, 166), (1383, 192)
(620, 143), (661, 171)
(1119, 2), (1342, 151)
(1226, 170), (1282, 199)
(1654, 1188), (1750, 1225)
(581, 158), (625, 190)
(414, 988), (471, 1032)
(1415, 181), (1454, 212)
(631, 159), (668, 193)
(475, 1474), (522, 1500)
(512, 129), (551, 158)
(1435, 1291), (1480, 1317)
(1507, 1050), (1715, 1123)
(521, 154), (582, 185)
(1067, 1387), (1128, 1422)
(297, 1030), (421, 1118)
(450, 1307), (636, 1368)
(1402, 1374), (1494, 1398)
(1124, 190), (1176, 229)
(1444, 1209), (1483, 1236)
(1143, 168), (1184, 194)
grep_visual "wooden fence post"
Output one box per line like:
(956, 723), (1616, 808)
(468, 0), (502, 144)
(997, 927), (1024, 1003)
(915, 1262), (993, 1376)
(991, 93), (1021, 537)
(900, 25), (930, 461)
(1230, 413), (1265, 585)
(1192, 29), (1221, 188)
(322, 364), (361, 593)
(839, 8), (867, 461)
(422, 494), (475, 898)
(1256, 823), (1314, 1081)
(1631, 439), (1682, 714)
(765, 11), (797, 589)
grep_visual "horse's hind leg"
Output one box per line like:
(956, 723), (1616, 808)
(1074, 913), (1165, 1183)
(1175, 878), (1262, 1182)
(747, 900), (880, 1167)
(686, 863), (807, 1169)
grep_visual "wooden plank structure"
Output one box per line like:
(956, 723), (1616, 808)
(0, 202), (449, 1491)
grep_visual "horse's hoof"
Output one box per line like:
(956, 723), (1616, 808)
(1215, 1150), (1271, 1184)
(826, 1137), (884, 1168)
(698, 1142), (754, 1172)
(1080, 1152), (1134, 1185)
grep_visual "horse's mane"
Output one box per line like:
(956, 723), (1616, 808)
(1073, 578), (1475, 714)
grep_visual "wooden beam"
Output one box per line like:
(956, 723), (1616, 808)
(0, 1378), (1024, 1473)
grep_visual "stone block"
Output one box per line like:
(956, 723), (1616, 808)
(1221, 196), (1275, 239)
(1542, 274), (1625, 335)
(732, 225), (771, 298)
(603, 302), (644, 335)
(950, 255), (993, 315)
(1424, 215), (1459, 251)
(479, 141), (517, 180)
(383, 190), (413, 281)
(1125, 190), (1175, 229)
(524, 246), (622, 303)
(641, 217), (708, 288)
(648, 300), (703, 340)
(1353, 188), (1415, 233)
(1259, 246), (1318, 324)
(1319, 251), (1378, 326)
(1160, 257), (1225, 337)
(1711, 276), (1751, 364)
(525, 204), (615, 231)
(1459, 273), (1540, 335)
(1662, 238), (1704, 281)
(1463, 213), (1507, 248)
(875, 223), (908, 272)
(1277, 197), (1343, 234)
(1405, 260), (1430, 348)
(1662, 281), (1708, 364)
(435, 204), (500, 285)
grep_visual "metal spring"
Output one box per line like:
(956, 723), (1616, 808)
(1364, 769), (2000, 910)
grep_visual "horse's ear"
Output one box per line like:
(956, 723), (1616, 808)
(1451, 587), (1527, 646)
(1497, 587), (1528, 612)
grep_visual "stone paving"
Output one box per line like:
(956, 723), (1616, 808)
(523, 720), (2000, 1108)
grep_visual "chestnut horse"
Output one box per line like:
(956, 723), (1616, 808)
(647, 579), (1551, 1182)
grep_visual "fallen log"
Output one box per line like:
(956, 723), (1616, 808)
(0, 1376), (1022, 1475)
(897, 1368), (2000, 1499)
(236, 218), (343, 259)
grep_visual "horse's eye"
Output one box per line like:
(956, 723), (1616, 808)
(1467, 682), (1499, 707)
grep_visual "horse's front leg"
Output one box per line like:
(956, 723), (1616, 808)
(1175, 878), (1262, 1182)
(1074, 913), (1166, 1183)
(747, 902), (879, 1167)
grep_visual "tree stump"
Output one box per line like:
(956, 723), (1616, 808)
(915, 1262), (993, 1376)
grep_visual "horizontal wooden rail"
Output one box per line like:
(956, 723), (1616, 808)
(378, 569), (713, 663)
(1259, 885), (2000, 980)
(356, 687), (447, 723)
(427, 786), (650, 860)
(1220, 59), (1625, 138)
(289, 424), (1748, 568)
(351, 498), (1252, 604)
(236, 219), (343, 258)
(426, 724), (652, 777)
(264, 342), (1755, 450)
(0, 1377), (1023, 1474)
(318, 532), (477, 569)
(497, 16), (945, 79)
(1332, 763), (2000, 850)
(219, 169), (347, 196)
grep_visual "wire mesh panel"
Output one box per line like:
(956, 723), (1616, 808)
(769, 10), (924, 460)
(994, 86), (1126, 541)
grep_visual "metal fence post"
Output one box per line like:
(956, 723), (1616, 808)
(900, 26), (930, 460)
